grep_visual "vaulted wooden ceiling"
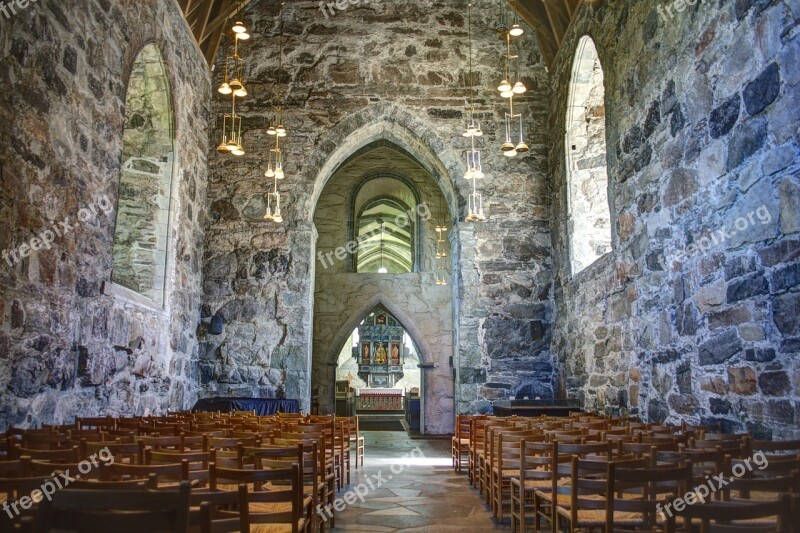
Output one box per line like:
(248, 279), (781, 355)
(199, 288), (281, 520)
(176, 0), (587, 71)
(511, 0), (590, 70)
(175, 0), (252, 66)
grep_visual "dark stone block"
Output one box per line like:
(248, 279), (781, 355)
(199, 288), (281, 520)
(743, 63), (780, 116)
(726, 119), (768, 171)
(426, 108), (461, 119)
(530, 320), (545, 342)
(11, 299), (24, 330)
(726, 272), (769, 303)
(759, 371), (790, 396)
(634, 144), (653, 172)
(646, 250), (665, 272)
(765, 400), (794, 424)
(677, 301), (700, 336)
(62, 45), (78, 75)
(702, 417), (744, 435)
(699, 330), (742, 365)
(9, 356), (47, 397)
(217, 300), (242, 322)
(709, 94), (740, 139)
(662, 79), (677, 113)
(745, 347), (776, 362)
(484, 382), (511, 389)
(76, 277), (98, 297)
(758, 239), (800, 267)
(648, 399), (669, 423)
(771, 263), (800, 293)
(623, 125), (643, 153)
(780, 337), (800, 353)
(773, 292), (800, 336)
(670, 104), (686, 137)
(460, 367), (486, 384)
(209, 200), (240, 222)
(709, 398), (732, 415)
(643, 100), (661, 138)
(725, 255), (758, 280)
(745, 421), (773, 440)
(677, 362), (692, 393)
(654, 349), (680, 364)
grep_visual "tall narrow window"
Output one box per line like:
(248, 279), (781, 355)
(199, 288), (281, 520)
(355, 198), (413, 273)
(112, 44), (175, 304)
(566, 36), (611, 276)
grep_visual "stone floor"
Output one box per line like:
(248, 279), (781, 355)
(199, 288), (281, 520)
(328, 431), (510, 532)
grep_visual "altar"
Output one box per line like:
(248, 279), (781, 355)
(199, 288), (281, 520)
(355, 388), (405, 412)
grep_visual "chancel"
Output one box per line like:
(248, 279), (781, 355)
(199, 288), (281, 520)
(1, 0), (799, 531)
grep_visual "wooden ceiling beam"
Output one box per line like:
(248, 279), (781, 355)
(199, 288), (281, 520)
(510, 0), (558, 69)
(200, 1), (246, 44)
(202, 0), (235, 66)
(542, 0), (571, 47)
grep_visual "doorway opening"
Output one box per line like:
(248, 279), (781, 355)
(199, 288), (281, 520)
(333, 307), (422, 432)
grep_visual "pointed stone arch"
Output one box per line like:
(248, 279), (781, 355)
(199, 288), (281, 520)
(302, 102), (462, 222)
(324, 293), (433, 368)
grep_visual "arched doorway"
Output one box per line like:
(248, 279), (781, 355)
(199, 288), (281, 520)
(333, 306), (423, 430)
(307, 105), (459, 435)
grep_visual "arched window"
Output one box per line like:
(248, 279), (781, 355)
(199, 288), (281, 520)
(355, 198), (413, 273)
(566, 36), (611, 276)
(111, 44), (175, 304)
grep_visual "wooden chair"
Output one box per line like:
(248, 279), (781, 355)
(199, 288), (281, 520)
(490, 429), (541, 521)
(532, 440), (613, 531)
(451, 415), (472, 473)
(146, 449), (214, 486)
(663, 493), (797, 533)
(195, 485), (248, 533)
(77, 416), (116, 431)
(240, 443), (324, 531)
(209, 463), (310, 533)
(341, 416), (365, 468)
(19, 480), (191, 533)
(510, 440), (570, 533)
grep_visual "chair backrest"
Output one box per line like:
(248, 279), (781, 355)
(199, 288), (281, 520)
(20, 432), (71, 450)
(664, 493), (795, 533)
(28, 480), (191, 533)
(609, 460), (692, 516)
(15, 446), (80, 462)
(196, 485), (247, 533)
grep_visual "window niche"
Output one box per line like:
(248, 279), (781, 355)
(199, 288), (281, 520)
(565, 36), (611, 276)
(111, 44), (175, 306)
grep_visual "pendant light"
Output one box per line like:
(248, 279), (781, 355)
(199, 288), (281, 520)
(462, 2), (486, 223)
(263, 3), (289, 223)
(216, 7), (253, 156)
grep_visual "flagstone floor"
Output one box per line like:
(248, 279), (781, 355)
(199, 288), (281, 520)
(329, 431), (510, 532)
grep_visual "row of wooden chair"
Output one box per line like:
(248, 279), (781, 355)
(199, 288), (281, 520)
(452, 412), (800, 532)
(1, 411), (371, 532)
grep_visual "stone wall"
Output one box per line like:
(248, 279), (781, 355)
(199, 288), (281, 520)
(550, 1), (800, 438)
(200, 0), (554, 424)
(0, 0), (210, 428)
